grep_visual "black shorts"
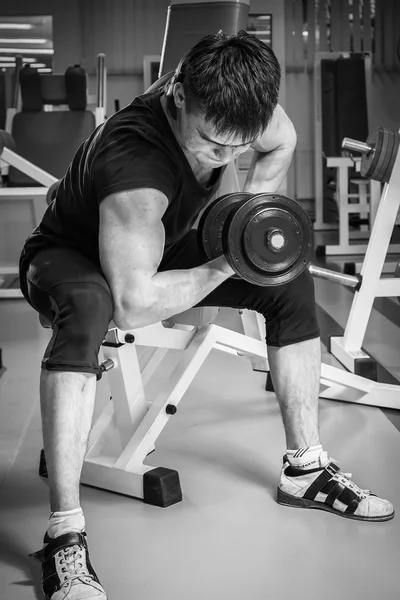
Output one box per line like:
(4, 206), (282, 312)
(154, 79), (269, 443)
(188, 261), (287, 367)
(19, 230), (320, 377)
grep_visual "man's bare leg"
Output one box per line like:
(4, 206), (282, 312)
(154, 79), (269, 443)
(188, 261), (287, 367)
(268, 337), (394, 520)
(40, 370), (96, 512)
(267, 337), (321, 449)
(34, 370), (108, 598)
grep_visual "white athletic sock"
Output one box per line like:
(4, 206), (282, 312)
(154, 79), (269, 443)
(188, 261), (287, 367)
(47, 507), (85, 540)
(286, 444), (324, 471)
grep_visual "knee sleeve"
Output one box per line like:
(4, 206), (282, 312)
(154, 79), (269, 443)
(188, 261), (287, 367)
(260, 269), (320, 347)
(43, 282), (114, 375)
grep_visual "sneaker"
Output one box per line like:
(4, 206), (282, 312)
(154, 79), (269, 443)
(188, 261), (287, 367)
(29, 531), (107, 599)
(277, 451), (395, 522)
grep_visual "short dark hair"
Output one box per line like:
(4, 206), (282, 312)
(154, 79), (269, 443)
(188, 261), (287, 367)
(167, 30), (281, 142)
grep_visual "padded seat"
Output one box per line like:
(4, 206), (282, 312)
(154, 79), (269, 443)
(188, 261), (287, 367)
(9, 111), (96, 186)
(39, 306), (219, 331)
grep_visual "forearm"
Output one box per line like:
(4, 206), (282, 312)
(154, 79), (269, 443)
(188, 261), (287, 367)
(117, 256), (234, 329)
(243, 146), (294, 194)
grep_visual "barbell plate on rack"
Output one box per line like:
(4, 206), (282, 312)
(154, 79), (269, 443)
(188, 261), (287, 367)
(198, 192), (251, 261)
(383, 130), (400, 184)
(222, 193), (314, 286)
(374, 127), (394, 184)
(395, 262), (400, 303)
(361, 126), (384, 180)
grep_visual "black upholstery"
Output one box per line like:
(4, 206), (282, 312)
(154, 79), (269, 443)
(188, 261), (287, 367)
(9, 64), (96, 186)
(9, 111), (96, 186)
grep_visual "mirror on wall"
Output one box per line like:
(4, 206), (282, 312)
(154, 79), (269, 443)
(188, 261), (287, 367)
(247, 14), (272, 48)
(0, 16), (53, 73)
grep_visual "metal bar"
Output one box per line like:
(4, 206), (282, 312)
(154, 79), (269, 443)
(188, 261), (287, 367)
(96, 53), (106, 109)
(12, 55), (23, 109)
(308, 265), (362, 289)
(342, 138), (372, 154)
(338, 160), (350, 251)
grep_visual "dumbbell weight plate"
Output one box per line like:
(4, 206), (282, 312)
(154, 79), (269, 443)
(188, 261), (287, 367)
(383, 130), (400, 184)
(197, 192), (251, 260)
(395, 261), (400, 303)
(361, 126), (385, 180)
(374, 127), (394, 184)
(222, 193), (313, 286)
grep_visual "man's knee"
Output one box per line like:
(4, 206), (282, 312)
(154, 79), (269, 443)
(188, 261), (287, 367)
(53, 282), (113, 342)
(42, 283), (114, 375)
(261, 268), (319, 347)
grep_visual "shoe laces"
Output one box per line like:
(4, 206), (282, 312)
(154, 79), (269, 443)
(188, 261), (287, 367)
(330, 458), (371, 499)
(58, 544), (94, 587)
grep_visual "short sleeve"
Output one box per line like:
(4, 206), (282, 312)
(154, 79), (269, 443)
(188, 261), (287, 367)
(91, 124), (178, 205)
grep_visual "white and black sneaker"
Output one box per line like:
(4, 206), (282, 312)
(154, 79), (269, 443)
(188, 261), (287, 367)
(277, 452), (395, 522)
(29, 531), (107, 599)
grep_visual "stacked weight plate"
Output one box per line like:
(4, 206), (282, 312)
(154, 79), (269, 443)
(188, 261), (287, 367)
(198, 192), (314, 286)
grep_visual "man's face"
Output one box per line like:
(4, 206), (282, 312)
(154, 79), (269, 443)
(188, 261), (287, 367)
(170, 84), (255, 168)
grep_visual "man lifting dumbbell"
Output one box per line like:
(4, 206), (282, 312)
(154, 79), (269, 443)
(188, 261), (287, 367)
(19, 31), (394, 600)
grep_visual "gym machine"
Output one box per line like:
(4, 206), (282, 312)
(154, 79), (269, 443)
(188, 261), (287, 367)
(313, 51), (395, 265)
(329, 128), (400, 376)
(0, 54), (107, 299)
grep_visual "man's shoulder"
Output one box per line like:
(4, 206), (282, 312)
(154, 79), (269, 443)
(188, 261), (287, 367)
(99, 91), (171, 149)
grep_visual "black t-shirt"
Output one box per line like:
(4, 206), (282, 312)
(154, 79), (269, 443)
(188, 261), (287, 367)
(19, 87), (225, 273)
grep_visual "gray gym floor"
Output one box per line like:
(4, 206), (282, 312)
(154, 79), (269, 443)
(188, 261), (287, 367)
(1, 265), (400, 600)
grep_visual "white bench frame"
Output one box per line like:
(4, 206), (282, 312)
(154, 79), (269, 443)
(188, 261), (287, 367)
(330, 141), (400, 373)
(77, 307), (400, 505)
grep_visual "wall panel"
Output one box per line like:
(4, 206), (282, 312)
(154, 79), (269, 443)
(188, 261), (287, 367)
(80, 0), (170, 74)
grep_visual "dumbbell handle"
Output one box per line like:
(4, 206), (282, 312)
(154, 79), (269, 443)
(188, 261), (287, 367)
(309, 265), (362, 290)
(342, 137), (373, 154)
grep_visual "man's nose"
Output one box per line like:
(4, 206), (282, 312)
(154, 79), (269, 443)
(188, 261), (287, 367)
(214, 147), (233, 161)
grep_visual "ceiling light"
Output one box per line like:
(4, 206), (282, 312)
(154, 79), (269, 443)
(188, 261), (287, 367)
(0, 48), (54, 54)
(0, 38), (48, 44)
(38, 68), (52, 73)
(0, 24), (34, 30)
(0, 57), (36, 63)
(31, 63), (46, 68)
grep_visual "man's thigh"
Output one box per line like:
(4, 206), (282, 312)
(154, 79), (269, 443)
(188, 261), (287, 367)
(160, 230), (320, 347)
(21, 246), (112, 321)
(20, 246), (114, 375)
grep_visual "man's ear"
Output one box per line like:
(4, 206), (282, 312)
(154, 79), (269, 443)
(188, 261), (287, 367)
(173, 82), (186, 109)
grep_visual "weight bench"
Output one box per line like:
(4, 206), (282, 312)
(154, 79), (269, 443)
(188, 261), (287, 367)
(38, 301), (400, 507)
(39, 305), (269, 506)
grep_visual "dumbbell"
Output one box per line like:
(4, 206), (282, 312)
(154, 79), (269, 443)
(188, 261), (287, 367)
(198, 192), (363, 290)
(342, 126), (400, 184)
(197, 192), (251, 280)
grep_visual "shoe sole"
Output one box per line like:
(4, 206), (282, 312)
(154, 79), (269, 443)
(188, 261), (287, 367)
(277, 488), (395, 522)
